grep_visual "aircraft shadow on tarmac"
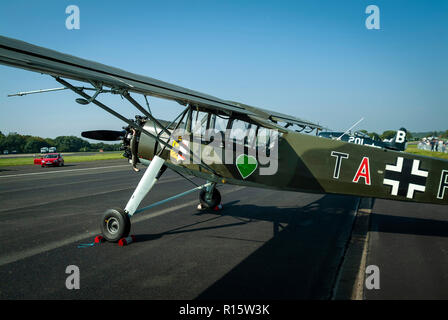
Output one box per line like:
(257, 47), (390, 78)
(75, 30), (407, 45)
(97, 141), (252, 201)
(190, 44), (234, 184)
(370, 213), (448, 238)
(137, 194), (358, 300)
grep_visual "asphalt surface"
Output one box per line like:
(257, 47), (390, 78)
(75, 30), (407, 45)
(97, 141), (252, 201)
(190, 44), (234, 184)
(0, 159), (360, 299)
(365, 199), (448, 299)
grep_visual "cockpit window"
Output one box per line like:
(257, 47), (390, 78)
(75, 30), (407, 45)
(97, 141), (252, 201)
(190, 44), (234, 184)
(211, 114), (229, 133)
(256, 127), (270, 148)
(229, 119), (258, 147)
(190, 110), (209, 137)
(229, 119), (249, 142)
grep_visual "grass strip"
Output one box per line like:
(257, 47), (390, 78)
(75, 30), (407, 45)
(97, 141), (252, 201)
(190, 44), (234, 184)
(0, 152), (124, 166)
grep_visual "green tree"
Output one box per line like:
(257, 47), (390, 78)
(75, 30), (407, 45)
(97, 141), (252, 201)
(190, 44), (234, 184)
(0, 132), (5, 152)
(368, 132), (381, 141)
(380, 130), (397, 140)
(2, 133), (27, 153)
(54, 136), (90, 152)
(44, 138), (55, 147)
(441, 130), (448, 139)
(23, 137), (50, 153)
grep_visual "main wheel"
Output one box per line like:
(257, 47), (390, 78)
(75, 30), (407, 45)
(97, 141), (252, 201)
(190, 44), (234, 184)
(100, 208), (131, 242)
(199, 188), (221, 209)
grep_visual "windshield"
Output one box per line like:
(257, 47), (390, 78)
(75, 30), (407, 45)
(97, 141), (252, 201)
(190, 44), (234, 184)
(44, 154), (58, 158)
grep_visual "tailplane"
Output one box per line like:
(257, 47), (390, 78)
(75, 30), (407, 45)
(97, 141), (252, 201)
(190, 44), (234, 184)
(384, 128), (407, 151)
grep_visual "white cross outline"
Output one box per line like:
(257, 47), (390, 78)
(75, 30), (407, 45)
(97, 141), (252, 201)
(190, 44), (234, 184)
(383, 157), (428, 199)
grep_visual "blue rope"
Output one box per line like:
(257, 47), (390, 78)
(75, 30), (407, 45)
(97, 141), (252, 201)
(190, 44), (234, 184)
(77, 242), (96, 248)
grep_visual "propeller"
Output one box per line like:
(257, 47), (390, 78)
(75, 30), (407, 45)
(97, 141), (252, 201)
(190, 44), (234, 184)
(81, 130), (125, 141)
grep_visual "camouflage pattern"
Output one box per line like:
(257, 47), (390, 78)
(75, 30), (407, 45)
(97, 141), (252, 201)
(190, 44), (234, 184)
(138, 120), (448, 206)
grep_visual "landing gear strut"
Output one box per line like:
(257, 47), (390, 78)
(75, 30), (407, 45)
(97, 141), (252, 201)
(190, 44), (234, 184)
(100, 155), (166, 242)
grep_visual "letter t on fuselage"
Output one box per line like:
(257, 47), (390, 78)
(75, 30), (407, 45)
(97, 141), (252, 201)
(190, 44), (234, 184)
(331, 151), (349, 179)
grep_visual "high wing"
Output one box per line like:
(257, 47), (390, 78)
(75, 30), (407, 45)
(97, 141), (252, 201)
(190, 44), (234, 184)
(0, 35), (246, 113)
(226, 101), (325, 132)
(0, 35), (322, 132)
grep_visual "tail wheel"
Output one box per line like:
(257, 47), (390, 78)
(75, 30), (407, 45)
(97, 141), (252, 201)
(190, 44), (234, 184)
(100, 208), (131, 242)
(199, 188), (221, 209)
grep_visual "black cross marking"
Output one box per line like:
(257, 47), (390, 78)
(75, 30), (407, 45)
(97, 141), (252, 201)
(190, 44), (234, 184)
(384, 157), (428, 199)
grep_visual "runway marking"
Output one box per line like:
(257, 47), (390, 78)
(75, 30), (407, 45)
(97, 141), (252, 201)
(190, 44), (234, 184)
(331, 197), (372, 300)
(0, 164), (129, 179)
(0, 176), (185, 213)
(0, 186), (245, 267)
(0, 174), (183, 195)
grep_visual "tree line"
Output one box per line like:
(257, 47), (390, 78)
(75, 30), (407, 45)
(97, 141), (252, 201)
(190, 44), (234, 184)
(0, 132), (121, 153)
(358, 130), (448, 141)
(2, 128), (447, 154)
(358, 130), (413, 141)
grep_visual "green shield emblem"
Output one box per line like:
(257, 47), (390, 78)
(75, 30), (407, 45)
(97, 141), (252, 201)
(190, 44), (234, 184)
(236, 154), (258, 179)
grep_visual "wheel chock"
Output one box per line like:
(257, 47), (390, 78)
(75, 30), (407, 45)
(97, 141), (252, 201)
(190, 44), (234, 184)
(94, 235), (104, 243)
(213, 203), (223, 211)
(118, 235), (136, 247)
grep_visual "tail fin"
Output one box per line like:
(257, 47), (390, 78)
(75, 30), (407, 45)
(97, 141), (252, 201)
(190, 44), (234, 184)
(385, 128), (408, 151)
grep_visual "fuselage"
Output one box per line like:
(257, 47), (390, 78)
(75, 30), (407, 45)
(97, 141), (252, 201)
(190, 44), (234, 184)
(133, 119), (448, 206)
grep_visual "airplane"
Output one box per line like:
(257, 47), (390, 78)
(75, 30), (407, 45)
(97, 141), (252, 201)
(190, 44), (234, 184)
(0, 35), (447, 243)
(318, 128), (408, 151)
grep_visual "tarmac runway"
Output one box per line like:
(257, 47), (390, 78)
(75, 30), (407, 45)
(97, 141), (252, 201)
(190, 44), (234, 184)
(0, 159), (359, 299)
(365, 199), (448, 299)
(1, 159), (447, 300)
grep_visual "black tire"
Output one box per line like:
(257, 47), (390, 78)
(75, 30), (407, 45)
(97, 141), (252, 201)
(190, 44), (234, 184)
(100, 208), (131, 242)
(199, 188), (221, 209)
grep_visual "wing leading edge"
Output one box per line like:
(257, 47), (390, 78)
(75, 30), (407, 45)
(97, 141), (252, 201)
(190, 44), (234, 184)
(0, 35), (323, 131)
(0, 35), (247, 114)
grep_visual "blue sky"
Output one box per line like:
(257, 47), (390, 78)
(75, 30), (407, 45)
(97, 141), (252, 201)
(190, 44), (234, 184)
(0, 0), (447, 139)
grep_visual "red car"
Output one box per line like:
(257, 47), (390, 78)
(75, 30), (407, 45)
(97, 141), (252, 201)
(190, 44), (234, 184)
(34, 153), (65, 167)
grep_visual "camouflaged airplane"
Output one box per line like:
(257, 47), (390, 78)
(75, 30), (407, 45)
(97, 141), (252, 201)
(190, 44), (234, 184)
(1, 35), (447, 242)
(318, 127), (408, 151)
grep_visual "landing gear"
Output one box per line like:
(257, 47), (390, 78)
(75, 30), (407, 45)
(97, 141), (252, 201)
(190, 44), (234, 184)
(100, 208), (131, 242)
(99, 155), (166, 242)
(199, 186), (221, 209)
(98, 155), (222, 242)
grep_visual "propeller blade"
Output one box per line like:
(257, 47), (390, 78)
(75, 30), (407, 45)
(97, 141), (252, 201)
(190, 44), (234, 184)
(81, 130), (125, 141)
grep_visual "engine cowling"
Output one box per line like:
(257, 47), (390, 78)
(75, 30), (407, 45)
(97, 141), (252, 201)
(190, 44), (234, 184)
(121, 117), (171, 166)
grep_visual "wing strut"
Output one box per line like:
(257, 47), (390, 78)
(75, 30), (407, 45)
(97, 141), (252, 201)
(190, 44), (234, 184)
(55, 76), (175, 152)
(122, 91), (172, 137)
(55, 76), (219, 177)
